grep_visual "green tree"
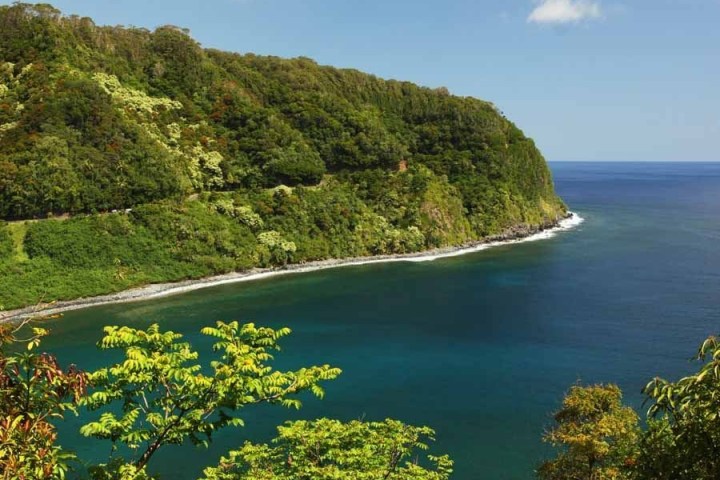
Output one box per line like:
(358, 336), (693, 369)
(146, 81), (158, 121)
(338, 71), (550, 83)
(201, 418), (453, 480)
(632, 419), (677, 480)
(80, 321), (341, 476)
(21, 136), (83, 215)
(263, 142), (326, 186)
(0, 315), (454, 480)
(256, 230), (297, 266)
(537, 384), (639, 480)
(640, 335), (720, 479)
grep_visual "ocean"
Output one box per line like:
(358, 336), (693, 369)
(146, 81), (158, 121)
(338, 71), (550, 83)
(40, 161), (720, 479)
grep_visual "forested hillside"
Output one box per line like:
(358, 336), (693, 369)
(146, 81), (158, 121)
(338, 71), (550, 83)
(0, 3), (566, 310)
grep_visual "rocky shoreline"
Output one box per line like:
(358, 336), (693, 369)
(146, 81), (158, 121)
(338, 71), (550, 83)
(0, 212), (581, 323)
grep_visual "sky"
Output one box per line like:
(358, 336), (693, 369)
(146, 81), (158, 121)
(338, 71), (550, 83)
(3, 0), (719, 162)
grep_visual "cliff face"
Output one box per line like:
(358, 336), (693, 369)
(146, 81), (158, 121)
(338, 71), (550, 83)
(0, 3), (566, 310)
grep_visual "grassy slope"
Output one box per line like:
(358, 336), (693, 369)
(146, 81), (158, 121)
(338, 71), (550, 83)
(0, 177), (564, 311)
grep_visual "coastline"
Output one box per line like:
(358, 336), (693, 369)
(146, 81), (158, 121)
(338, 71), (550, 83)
(0, 212), (583, 323)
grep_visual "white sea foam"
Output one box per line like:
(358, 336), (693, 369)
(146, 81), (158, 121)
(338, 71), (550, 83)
(1, 212), (585, 321)
(403, 211), (585, 262)
(82, 212), (586, 299)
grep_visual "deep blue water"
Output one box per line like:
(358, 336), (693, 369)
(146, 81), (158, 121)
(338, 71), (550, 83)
(42, 162), (720, 479)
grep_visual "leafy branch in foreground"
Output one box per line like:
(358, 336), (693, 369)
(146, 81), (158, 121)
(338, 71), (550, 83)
(639, 335), (720, 479)
(537, 384), (639, 480)
(539, 334), (720, 480)
(79, 321), (341, 475)
(201, 418), (453, 480)
(0, 316), (451, 480)
(0, 317), (87, 479)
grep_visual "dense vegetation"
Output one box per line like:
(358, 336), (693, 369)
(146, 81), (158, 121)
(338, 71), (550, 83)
(0, 317), (452, 479)
(4, 313), (720, 479)
(0, 3), (565, 311)
(539, 335), (720, 480)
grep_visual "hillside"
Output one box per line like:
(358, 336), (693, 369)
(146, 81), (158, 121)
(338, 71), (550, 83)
(0, 3), (566, 311)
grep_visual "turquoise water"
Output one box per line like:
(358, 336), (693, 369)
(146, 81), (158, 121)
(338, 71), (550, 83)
(41, 162), (720, 479)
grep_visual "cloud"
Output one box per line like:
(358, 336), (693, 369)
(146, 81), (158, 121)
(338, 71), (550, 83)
(528, 0), (602, 24)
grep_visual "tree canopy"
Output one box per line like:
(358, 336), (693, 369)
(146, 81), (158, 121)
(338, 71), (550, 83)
(0, 317), (451, 480)
(202, 419), (453, 480)
(0, 1), (562, 222)
(537, 385), (639, 480)
(539, 334), (720, 480)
